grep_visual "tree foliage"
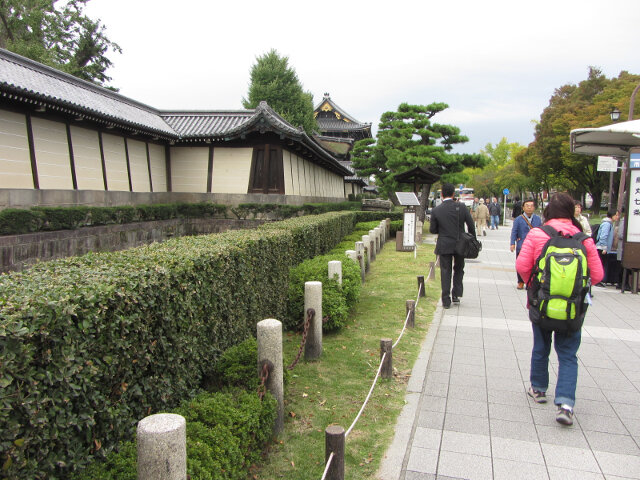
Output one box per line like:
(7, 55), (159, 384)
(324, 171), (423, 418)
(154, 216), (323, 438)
(351, 102), (485, 215)
(0, 0), (121, 86)
(517, 67), (640, 212)
(242, 49), (317, 135)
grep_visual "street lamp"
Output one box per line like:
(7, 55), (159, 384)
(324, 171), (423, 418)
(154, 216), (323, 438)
(610, 107), (621, 122)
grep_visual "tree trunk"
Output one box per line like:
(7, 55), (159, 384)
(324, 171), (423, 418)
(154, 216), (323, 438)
(591, 190), (602, 215)
(417, 184), (432, 223)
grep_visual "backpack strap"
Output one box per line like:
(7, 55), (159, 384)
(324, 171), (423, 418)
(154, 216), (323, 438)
(538, 225), (559, 238)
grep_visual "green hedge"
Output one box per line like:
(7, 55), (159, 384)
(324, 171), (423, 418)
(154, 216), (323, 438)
(72, 338), (277, 480)
(0, 202), (229, 235)
(0, 211), (357, 479)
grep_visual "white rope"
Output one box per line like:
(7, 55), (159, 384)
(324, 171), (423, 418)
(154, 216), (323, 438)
(392, 281), (423, 349)
(320, 452), (334, 480)
(345, 351), (386, 438)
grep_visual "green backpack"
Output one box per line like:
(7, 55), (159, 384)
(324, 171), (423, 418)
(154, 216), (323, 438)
(527, 225), (591, 333)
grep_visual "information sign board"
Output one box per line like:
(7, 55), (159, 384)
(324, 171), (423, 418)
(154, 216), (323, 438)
(395, 192), (420, 206)
(402, 210), (416, 248)
(597, 156), (619, 172)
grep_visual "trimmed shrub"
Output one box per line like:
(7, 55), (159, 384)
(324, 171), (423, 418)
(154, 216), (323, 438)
(0, 211), (355, 479)
(208, 338), (258, 390)
(286, 253), (361, 331)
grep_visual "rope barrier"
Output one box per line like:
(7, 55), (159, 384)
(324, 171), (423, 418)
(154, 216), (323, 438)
(319, 259), (437, 479)
(345, 351), (386, 438)
(320, 452), (334, 480)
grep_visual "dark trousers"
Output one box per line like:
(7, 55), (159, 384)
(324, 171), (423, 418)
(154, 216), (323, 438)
(440, 253), (465, 302)
(516, 249), (523, 284)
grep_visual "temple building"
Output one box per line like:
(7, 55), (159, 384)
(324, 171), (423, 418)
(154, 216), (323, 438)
(0, 49), (352, 209)
(313, 93), (373, 197)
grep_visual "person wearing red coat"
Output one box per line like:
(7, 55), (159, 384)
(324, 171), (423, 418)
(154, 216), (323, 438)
(516, 193), (603, 426)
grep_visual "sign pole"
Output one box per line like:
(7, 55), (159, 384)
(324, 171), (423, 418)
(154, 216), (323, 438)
(502, 188), (510, 226)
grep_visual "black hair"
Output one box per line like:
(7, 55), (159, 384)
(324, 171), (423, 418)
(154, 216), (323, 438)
(523, 198), (536, 208)
(606, 209), (618, 218)
(543, 192), (583, 231)
(441, 183), (455, 198)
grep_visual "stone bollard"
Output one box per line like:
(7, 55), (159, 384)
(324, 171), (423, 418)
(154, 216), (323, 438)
(325, 425), (345, 480)
(362, 235), (371, 270)
(345, 249), (357, 265)
(137, 413), (186, 480)
(374, 227), (382, 252)
(417, 275), (426, 297)
(385, 218), (391, 241)
(257, 319), (284, 434)
(380, 338), (393, 379)
(428, 261), (436, 281)
(406, 299), (416, 328)
(304, 281), (322, 361)
(368, 230), (377, 260)
(355, 241), (365, 282)
(328, 260), (342, 285)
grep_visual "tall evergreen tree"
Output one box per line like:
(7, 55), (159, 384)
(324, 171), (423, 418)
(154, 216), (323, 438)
(242, 49), (317, 135)
(0, 0), (121, 86)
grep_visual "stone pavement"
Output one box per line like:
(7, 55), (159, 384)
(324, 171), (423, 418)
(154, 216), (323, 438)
(379, 222), (640, 480)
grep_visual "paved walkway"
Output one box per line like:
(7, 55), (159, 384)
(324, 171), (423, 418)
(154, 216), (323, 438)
(379, 223), (640, 480)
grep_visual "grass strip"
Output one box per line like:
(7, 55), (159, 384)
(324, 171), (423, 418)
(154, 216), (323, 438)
(253, 238), (439, 479)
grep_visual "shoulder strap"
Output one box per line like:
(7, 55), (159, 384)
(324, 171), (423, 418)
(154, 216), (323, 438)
(539, 225), (559, 238)
(521, 214), (534, 230)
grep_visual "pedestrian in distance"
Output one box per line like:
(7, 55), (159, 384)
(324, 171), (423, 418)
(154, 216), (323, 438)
(476, 199), (490, 236)
(512, 196), (523, 219)
(595, 209), (619, 287)
(574, 201), (591, 237)
(516, 192), (603, 426)
(471, 197), (479, 229)
(510, 198), (542, 289)
(429, 183), (476, 309)
(489, 197), (501, 230)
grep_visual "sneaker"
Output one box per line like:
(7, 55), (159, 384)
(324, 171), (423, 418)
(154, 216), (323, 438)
(452, 296), (460, 304)
(556, 405), (574, 426)
(527, 386), (547, 403)
(517, 282), (525, 290)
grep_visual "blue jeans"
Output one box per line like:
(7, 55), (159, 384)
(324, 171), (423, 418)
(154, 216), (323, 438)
(530, 323), (581, 407)
(490, 215), (499, 229)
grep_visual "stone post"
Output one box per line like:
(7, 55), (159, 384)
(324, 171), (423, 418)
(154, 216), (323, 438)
(257, 319), (284, 433)
(345, 249), (357, 265)
(137, 413), (186, 480)
(406, 299), (416, 328)
(304, 281), (322, 361)
(368, 230), (377, 260)
(355, 241), (365, 282)
(328, 260), (342, 285)
(380, 338), (393, 379)
(362, 235), (371, 270)
(385, 218), (391, 241)
(325, 425), (345, 480)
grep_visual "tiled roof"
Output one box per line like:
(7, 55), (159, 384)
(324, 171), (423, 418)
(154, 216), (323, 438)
(161, 111), (254, 137)
(338, 160), (368, 185)
(314, 94), (368, 126)
(317, 118), (372, 131)
(0, 49), (176, 137)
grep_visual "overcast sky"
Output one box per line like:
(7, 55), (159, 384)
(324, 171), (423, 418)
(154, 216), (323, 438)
(85, 0), (640, 154)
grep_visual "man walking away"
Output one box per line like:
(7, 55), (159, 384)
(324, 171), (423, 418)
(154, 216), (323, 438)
(512, 196), (523, 219)
(429, 183), (476, 309)
(476, 199), (490, 236)
(510, 199), (542, 289)
(489, 197), (501, 230)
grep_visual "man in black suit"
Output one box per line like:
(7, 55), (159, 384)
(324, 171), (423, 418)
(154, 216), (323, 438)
(429, 183), (476, 309)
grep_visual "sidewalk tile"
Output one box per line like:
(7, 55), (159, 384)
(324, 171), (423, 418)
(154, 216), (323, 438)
(446, 398), (489, 418)
(493, 458), (549, 480)
(487, 388), (530, 407)
(546, 466), (605, 480)
(489, 419), (538, 442)
(540, 443), (601, 473)
(404, 472), (435, 480)
(491, 437), (544, 464)
(437, 450), (493, 480)
(418, 409), (445, 429)
(413, 427), (442, 450)
(447, 384), (487, 402)
(577, 412), (628, 434)
(444, 412), (490, 435)
(612, 402), (640, 420)
(583, 430), (640, 455)
(592, 450), (640, 478)
(420, 395), (447, 413)
(406, 446), (438, 474)
(441, 430), (491, 457)
(488, 403), (532, 423)
(535, 424), (589, 448)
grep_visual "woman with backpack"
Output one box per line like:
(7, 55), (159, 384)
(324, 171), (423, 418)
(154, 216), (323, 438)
(516, 193), (603, 426)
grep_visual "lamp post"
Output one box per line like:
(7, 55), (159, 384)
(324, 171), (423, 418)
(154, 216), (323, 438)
(608, 108), (621, 210)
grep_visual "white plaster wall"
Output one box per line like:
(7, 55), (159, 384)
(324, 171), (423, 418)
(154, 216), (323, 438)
(102, 133), (129, 191)
(127, 139), (150, 192)
(70, 125), (103, 190)
(148, 143), (167, 192)
(170, 146), (208, 193)
(31, 117), (73, 190)
(211, 147), (252, 194)
(0, 109), (33, 189)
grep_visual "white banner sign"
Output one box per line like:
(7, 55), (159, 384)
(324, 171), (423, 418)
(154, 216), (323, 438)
(628, 165), (640, 243)
(597, 156), (618, 172)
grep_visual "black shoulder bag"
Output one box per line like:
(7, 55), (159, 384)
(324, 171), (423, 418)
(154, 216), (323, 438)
(455, 205), (482, 258)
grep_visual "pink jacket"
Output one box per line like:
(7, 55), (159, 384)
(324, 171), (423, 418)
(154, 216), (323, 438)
(516, 218), (604, 285)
